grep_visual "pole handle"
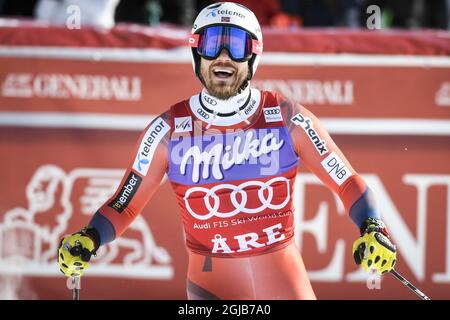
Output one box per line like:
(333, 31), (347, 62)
(72, 276), (80, 300)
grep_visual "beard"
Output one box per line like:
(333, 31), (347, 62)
(200, 60), (248, 100)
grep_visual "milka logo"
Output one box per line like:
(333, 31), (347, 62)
(180, 131), (284, 183)
(291, 113), (328, 155)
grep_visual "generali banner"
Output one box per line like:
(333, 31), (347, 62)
(1, 59), (449, 119)
(0, 22), (449, 299)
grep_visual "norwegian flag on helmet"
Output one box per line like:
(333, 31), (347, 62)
(221, 17), (230, 22)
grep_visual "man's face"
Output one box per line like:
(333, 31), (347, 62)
(200, 49), (248, 100)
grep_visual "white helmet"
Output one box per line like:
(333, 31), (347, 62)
(190, 2), (263, 81)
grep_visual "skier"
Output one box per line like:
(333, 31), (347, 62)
(57, 2), (397, 299)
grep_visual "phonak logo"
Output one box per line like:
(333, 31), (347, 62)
(291, 112), (328, 155)
(180, 130), (284, 183)
(206, 9), (246, 19)
(174, 117), (193, 133)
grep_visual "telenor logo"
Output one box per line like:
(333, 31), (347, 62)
(137, 154), (150, 172)
(108, 172), (142, 213)
(132, 118), (170, 176)
(206, 9), (246, 19)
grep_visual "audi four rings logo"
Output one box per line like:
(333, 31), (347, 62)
(264, 109), (280, 115)
(183, 177), (290, 220)
(203, 95), (217, 105)
(197, 108), (210, 119)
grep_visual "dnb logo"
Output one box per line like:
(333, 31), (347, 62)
(0, 164), (173, 280)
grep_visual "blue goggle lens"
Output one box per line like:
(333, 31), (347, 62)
(197, 26), (252, 61)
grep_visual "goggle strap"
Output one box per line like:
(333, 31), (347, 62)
(252, 39), (263, 55)
(189, 34), (199, 48)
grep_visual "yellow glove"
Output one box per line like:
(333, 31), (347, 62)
(58, 230), (96, 277)
(352, 218), (397, 274)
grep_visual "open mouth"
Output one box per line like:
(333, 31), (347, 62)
(212, 68), (235, 79)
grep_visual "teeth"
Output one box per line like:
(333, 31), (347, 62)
(213, 69), (233, 74)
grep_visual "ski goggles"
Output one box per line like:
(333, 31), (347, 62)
(189, 25), (262, 62)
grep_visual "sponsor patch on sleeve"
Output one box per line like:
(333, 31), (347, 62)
(321, 152), (352, 186)
(291, 112), (328, 155)
(263, 106), (283, 123)
(132, 118), (170, 176)
(108, 172), (142, 213)
(174, 116), (192, 133)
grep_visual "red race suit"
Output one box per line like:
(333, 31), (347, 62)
(88, 87), (378, 299)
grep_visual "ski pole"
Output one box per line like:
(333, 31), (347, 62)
(72, 276), (80, 300)
(68, 241), (84, 300)
(390, 269), (430, 300)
